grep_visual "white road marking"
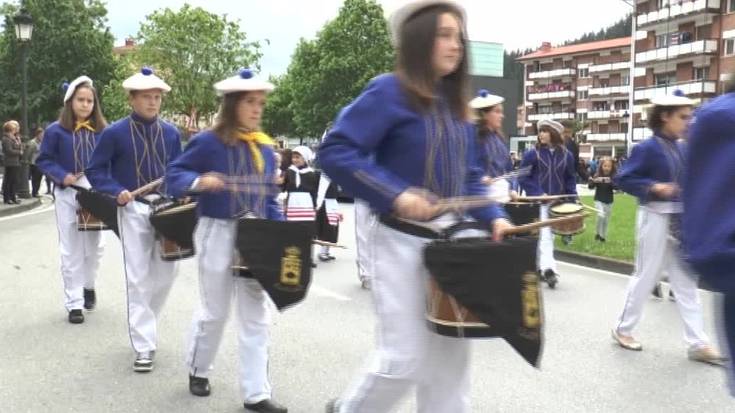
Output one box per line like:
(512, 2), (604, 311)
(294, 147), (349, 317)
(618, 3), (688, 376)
(0, 203), (55, 222)
(310, 285), (352, 301)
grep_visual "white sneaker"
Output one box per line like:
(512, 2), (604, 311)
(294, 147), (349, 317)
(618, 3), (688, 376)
(134, 351), (155, 372)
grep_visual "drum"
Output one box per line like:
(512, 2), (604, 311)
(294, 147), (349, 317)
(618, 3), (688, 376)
(504, 202), (540, 235)
(236, 218), (315, 310)
(75, 189), (118, 234)
(549, 202), (585, 236)
(77, 208), (108, 231)
(149, 202), (198, 261)
(424, 228), (543, 367)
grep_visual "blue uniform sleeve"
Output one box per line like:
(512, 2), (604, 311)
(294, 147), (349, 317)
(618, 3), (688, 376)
(317, 77), (411, 214)
(36, 126), (69, 184)
(86, 128), (126, 196)
(683, 106), (735, 290)
(465, 149), (507, 223)
(165, 134), (208, 199)
(519, 149), (543, 196)
(565, 150), (577, 195)
(613, 142), (655, 201)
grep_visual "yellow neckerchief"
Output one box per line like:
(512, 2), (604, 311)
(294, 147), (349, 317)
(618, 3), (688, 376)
(235, 130), (275, 173)
(74, 120), (95, 132)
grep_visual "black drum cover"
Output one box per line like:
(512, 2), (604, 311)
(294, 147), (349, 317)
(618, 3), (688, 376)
(75, 189), (119, 236)
(504, 202), (540, 234)
(424, 235), (543, 367)
(236, 219), (314, 311)
(149, 202), (198, 252)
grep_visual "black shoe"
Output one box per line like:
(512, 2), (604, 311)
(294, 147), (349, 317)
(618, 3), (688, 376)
(669, 289), (676, 302)
(134, 351), (155, 373)
(83, 289), (97, 311)
(244, 399), (288, 413)
(68, 309), (84, 324)
(544, 269), (558, 289)
(595, 234), (601, 241)
(326, 254), (336, 261)
(537, 269), (546, 282)
(652, 283), (663, 300)
(318, 253), (331, 262)
(600, 237), (606, 242)
(311, 262), (317, 268)
(325, 399), (339, 413)
(189, 375), (210, 397)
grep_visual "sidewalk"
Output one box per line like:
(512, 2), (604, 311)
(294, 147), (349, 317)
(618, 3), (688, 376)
(0, 175), (49, 217)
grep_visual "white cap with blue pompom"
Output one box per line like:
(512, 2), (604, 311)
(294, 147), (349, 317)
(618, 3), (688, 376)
(469, 89), (505, 109)
(214, 68), (275, 96)
(650, 89), (694, 107)
(63, 75), (93, 103)
(122, 67), (171, 92)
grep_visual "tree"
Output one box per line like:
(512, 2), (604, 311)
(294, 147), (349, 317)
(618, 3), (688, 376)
(134, 4), (263, 129)
(0, 0), (116, 128)
(99, 53), (135, 122)
(263, 0), (393, 139)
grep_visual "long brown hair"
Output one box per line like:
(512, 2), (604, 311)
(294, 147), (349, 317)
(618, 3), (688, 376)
(58, 83), (107, 132)
(536, 125), (564, 148)
(476, 105), (505, 139)
(213, 91), (263, 146)
(595, 157), (616, 178)
(395, 4), (469, 119)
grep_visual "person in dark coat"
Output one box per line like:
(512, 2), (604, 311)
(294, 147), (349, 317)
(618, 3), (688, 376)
(2, 120), (23, 204)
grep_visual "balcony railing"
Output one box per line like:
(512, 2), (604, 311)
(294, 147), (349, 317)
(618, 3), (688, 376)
(586, 133), (627, 142)
(636, 0), (720, 27)
(588, 85), (631, 96)
(589, 61), (630, 74)
(528, 68), (575, 80)
(528, 112), (575, 121)
(587, 110), (629, 120)
(636, 39), (718, 64)
(634, 80), (716, 100)
(528, 90), (575, 101)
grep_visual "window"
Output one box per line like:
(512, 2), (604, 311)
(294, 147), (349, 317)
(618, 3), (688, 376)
(656, 34), (670, 48)
(657, 0), (670, 9)
(578, 68), (589, 78)
(622, 75), (630, 86)
(614, 100), (630, 111)
(576, 113), (587, 122)
(725, 39), (735, 56)
(578, 90), (589, 100)
(694, 67), (709, 81)
(593, 102), (609, 111)
(655, 72), (676, 86)
(729, 0), (735, 13)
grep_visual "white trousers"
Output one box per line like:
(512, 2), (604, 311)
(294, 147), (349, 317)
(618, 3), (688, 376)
(595, 201), (612, 239)
(118, 201), (177, 353)
(354, 200), (373, 282)
(187, 217), (272, 404)
(537, 205), (556, 272)
(339, 222), (471, 413)
(54, 186), (104, 311)
(615, 208), (709, 348)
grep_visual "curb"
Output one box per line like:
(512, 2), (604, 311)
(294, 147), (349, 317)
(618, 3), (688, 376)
(557, 249), (718, 292)
(556, 250), (633, 275)
(0, 198), (43, 218)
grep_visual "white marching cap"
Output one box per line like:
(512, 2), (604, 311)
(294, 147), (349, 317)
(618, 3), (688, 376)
(292, 146), (314, 163)
(122, 67), (171, 93)
(63, 75), (93, 103)
(469, 89), (505, 109)
(537, 119), (564, 135)
(389, 0), (465, 47)
(214, 68), (275, 96)
(650, 89), (695, 107)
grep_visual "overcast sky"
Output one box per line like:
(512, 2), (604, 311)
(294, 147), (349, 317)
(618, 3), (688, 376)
(104, 0), (633, 77)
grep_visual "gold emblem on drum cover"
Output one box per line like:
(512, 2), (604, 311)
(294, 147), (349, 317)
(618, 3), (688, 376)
(521, 272), (541, 329)
(280, 246), (302, 287)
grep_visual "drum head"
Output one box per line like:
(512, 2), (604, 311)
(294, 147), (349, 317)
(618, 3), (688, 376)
(149, 202), (198, 247)
(550, 202), (583, 215)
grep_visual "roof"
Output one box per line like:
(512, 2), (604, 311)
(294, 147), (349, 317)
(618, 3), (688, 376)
(517, 37), (631, 61)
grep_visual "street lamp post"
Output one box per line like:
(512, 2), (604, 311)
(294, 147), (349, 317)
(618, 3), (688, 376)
(13, 8), (33, 198)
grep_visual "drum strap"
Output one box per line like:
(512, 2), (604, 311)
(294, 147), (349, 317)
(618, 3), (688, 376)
(379, 215), (441, 239)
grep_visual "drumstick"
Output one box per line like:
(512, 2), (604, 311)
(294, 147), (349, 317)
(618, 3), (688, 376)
(130, 178), (164, 197)
(487, 166), (532, 184)
(503, 213), (588, 236)
(516, 194), (578, 202)
(580, 204), (603, 214)
(313, 240), (347, 249)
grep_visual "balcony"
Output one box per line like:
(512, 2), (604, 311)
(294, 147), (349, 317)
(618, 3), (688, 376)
(586, 133), (627, 142)
(589, 61), (630, 74)
(528, 112), (575, 122)
(636, 39), (718, 64)
(587, 110), (629, 120)
(634, 80), (717, 100)
(588, 85), (631, 97)
(633, 127), (653, 142)
(528, 68), (575, 80)
(636, 0), (721, 28)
